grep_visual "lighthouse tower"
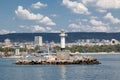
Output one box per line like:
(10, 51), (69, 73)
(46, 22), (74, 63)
(59, 30), (67, 51)
(57, 30), (69, 60)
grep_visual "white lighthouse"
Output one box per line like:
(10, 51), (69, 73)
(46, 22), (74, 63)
(59, 30), (67, 51)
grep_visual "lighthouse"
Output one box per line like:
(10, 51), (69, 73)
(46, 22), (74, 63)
(57, 30), (69, 60)
(59, 30), (67, 51)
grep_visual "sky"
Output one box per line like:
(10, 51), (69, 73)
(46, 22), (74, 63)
(0, 0), (120, 34)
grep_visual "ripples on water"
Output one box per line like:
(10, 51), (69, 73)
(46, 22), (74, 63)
(0, 54), (120, 80)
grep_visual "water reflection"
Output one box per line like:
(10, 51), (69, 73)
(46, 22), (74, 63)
(59, 65), (66, 80)
(1, 54), (120, 80)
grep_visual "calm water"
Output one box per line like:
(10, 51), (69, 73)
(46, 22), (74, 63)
(0, 54), (120, 80)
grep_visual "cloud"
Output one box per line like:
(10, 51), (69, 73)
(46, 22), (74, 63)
(31, 25), (46, 32)
(97, 9), (107, 13)
(0, 29), (16, 34)
(90, 19), (109, 32)
(90, 16), (98, 19)
(90, 26), (108, 32)
(62, 0), (90, 15)
(31, 2), (47, 9)
(82, 0), (120, 9)
(39, 16), (56, 26)
(15, 6), (43, 20)
(50, 30), (59, 33)
(19, 25), (46, 32)
(15, 6), (56, 26)
(104, 12), (120, 24)
(90, 19), (105, 26)
(82, 0), (95, 5)
(96, 0), (120, 9)
(81, 0), (120, 13)
(69, 23), (81, 29)
(69, 20), (109, 32)
(69, 23), (90, 32)
(46, 27), (52, 30)
(51, 14), (58, 17)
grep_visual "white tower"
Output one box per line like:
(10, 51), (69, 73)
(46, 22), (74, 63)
(59, 30), (67, 51)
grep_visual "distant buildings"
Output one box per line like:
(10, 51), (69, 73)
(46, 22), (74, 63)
(15, 48), (20, 55)
(111, 39), (119, 45)
(0, 36), (120, 55)
(73, 39), (120, 46)
(4, 38), (12, 47)
(34, 36), (43, 46)
(1, 38), (120, 49)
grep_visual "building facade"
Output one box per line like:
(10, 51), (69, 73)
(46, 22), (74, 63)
(34, 36), (43, 46)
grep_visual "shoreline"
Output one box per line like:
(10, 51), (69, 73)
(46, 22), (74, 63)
(81, 52), (120, 54)
(1, 52), (120, 59)
(70, 52), (120, 55)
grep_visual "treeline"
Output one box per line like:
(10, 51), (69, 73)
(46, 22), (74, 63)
(1, 45), (120, 53)
(0, 47), (35, 53)
(54, 45), (120, 53)
(1, 32), (120, 42)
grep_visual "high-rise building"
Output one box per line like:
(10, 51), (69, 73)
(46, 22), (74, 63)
(34, 36), (43, 46)
(4, 38), (12, 47)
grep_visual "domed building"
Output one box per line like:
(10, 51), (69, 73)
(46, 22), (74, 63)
(111, 39), (119, 45)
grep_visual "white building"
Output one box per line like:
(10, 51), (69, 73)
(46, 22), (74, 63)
(111, 39), (119, 45)
(5, 38), (11, 45)
(34, 36), (43, 46)
(15, 48), (20, 55)
(4, 38), (12, 47)
(75, 39), (120, 46)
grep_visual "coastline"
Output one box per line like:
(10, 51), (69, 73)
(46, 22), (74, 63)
(2, 55), (24, 59)
(1, 52), (120, 59)
(81, 52), (120, 54)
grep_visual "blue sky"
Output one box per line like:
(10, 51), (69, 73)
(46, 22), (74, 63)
(0, 0), (120, 34)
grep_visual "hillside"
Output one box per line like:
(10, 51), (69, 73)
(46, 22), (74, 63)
(0, 32), (120, 42)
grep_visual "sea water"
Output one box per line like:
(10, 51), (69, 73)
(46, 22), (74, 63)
(0, 54), (120, 80)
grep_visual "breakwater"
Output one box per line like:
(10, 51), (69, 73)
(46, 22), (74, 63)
(15, 56), (100, 65)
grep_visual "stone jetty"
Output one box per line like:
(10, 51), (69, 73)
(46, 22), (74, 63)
(15, 55), (100, 65)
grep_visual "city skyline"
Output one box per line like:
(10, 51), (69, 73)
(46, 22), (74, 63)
(0, 0), (120, 34)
